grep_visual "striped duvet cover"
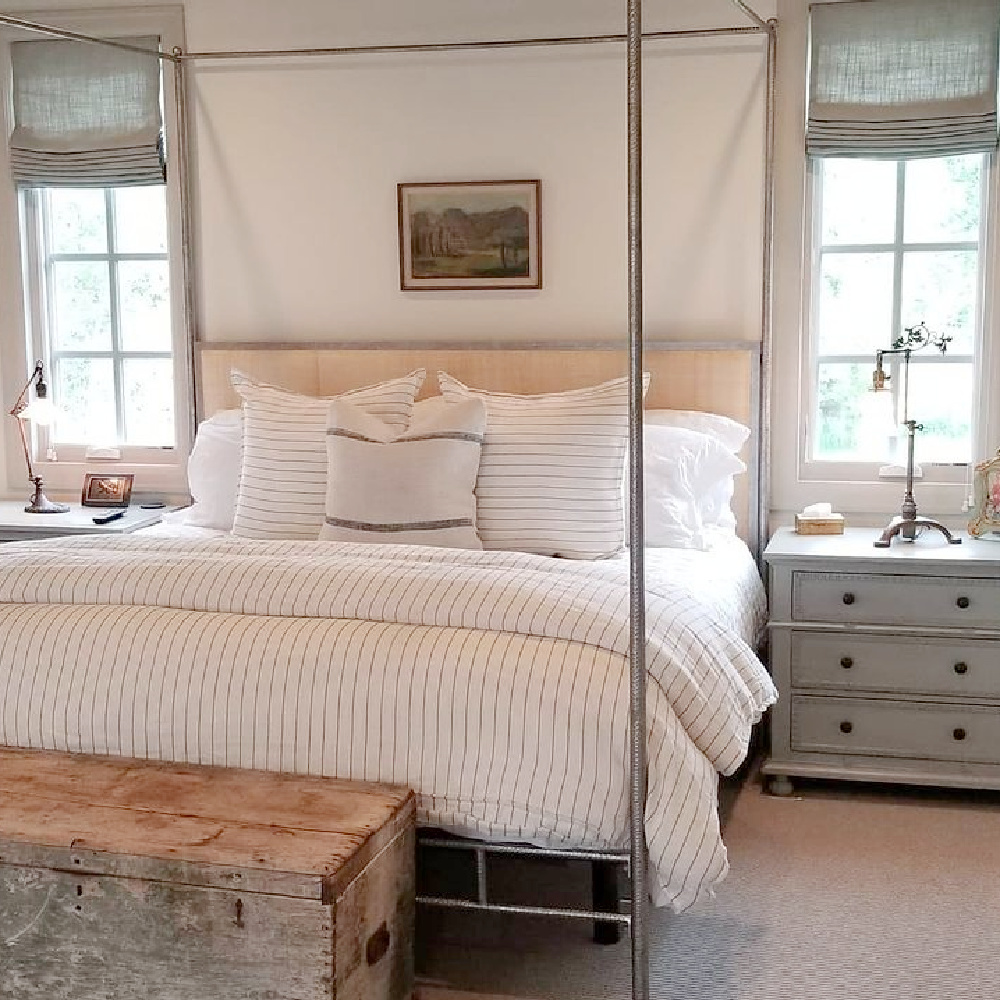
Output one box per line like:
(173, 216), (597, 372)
(0, 535), (775, 911)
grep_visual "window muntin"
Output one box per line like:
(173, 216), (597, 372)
(31, 184), (175, 450)
(809, 154), (984, 473)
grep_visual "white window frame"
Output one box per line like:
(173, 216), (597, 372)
(801, 154), (988, 489)
(788, 153), (998, 520)
(0, 5), (189, 499)
(20, 185), (177, 462)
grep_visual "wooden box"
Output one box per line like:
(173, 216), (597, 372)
(0, 749), (415, 1000)
(794, 513), (845, 535)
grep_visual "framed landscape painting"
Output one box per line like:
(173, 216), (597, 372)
(398, 179), (541, 290)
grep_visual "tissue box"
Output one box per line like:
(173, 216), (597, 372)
(795, 513), (845, 535)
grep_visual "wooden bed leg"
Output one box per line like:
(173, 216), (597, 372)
(591, 859), (621, 945)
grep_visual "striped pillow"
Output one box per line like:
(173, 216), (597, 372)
(231, 368), (425, 540)
(438, 372), (647, 559)
(320, 395), (486, 549)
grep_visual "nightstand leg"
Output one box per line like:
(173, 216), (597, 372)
(767, 775), (794, 797)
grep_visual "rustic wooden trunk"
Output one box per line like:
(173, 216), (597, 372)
(0, 748), (415, 1000)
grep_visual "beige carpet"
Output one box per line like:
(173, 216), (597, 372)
(416, 771), (1000, 999)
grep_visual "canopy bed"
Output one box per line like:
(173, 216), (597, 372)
(0, 4), (776, 999)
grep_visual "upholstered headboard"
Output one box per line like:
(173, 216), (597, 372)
(196, 340), (761, 549)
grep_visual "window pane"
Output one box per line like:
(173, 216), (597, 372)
(821, 160), (896, 245)
(123, 358), (175, 446)
(907, 363), (973, 464)
(51, 261), (112, 350)
(114, 186), (168, 253)
(53, 357), (117, 445)
(901, 250), (977, 354)
(904, 156), (982, 243)
(818, 252), (895, 354)
(118, 261), (172, 351)
(814, 363), (892, 461)
(47, 189), (107, 254)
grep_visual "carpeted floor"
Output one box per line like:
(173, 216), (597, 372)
(416, 767), (1000, 999)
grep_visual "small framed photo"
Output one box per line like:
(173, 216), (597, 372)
(398, 179), (541, 291)
(967, 453), (1000, 538)
(81, 473), (134, 509)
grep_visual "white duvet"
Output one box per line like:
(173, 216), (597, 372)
(0, 535), (774, 910)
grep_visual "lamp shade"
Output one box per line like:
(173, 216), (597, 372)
(18, 396), (60, 426)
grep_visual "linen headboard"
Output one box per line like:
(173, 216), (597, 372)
(196, 340), (761, 551)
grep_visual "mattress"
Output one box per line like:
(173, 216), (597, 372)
(0, 532), (774, 911)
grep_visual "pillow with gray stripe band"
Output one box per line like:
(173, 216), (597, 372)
(438, 371), (648, 559)
(231, 368), (425, 540)
(320, 394), (487, 549)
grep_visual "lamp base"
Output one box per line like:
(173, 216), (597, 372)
(25, 478), (69, 515)
(874, 515), (962, 548)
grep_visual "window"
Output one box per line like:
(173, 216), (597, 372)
(21, 184), (176, 452)
(806, 154), (986, 481)
(0, 7), (187, 495)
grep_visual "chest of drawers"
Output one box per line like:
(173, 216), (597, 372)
(763, 527), (1000, 794)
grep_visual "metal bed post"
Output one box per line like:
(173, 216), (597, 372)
(170, 46), (201, 444)
(758, 18), (779, 568)
(625, 0), (649, 998)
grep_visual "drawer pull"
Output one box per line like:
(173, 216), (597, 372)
(840, 656), (854, 669)
(842, 592), (855, 606)
(839, 720), (853, 734)
(953, 727), (967, 742)
(954, 661), (969, 675)
(956, 596), (970, 609)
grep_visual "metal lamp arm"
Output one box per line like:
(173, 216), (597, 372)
(872, 326), (961, 547)
(8, 361), (44, 485)
(8, 360), (44, 419)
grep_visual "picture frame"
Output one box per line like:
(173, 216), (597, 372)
(967, 452), (1000, 538)
(81, 473), (134, 509)
(398, 179), (541, 291)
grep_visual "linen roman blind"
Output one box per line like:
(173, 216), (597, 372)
(8, 36), (164, 186)
(807, 0), (1000, 157)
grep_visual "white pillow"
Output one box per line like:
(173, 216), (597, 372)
(641, 424), (746, 549)
(438, 372), (645, 559)
(645, 408), (750, 454)
(231, 368), (425, 540)
(320, 395), (486, 549)
(183, 409), (243, 530)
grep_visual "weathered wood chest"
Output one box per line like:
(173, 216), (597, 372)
(0, 748), (415, 1000)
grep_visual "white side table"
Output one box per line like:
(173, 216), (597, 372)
(0, 501), (165, 542)
(764, 526), (1000, 794)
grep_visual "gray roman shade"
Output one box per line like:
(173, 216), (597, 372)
(807, 0), (1000, 157)
(9, 36), (165, 187)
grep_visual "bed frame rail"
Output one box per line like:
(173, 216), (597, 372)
(416, 833), (632, 935)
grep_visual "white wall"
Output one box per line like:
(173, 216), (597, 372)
(0, 0), (771, 493)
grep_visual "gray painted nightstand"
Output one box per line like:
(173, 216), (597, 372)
(763, 526), (1000, 795)
(0, 500), (165, 542)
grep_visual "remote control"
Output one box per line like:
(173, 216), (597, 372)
(93, 509), (127, 525)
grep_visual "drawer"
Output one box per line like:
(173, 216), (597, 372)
(791, 695), (1000, 764)
(791, 572), (1000, 628)
(790, 632), (1000, 699)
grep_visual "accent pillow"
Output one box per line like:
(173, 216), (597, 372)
(645, 408), (750, 454)
(640, 424), (746, 549)
(320, 395), (486, 549)
(438, 372), (646, 559)
(183, 408), (243, 530)
(231, 368), (425, 540)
